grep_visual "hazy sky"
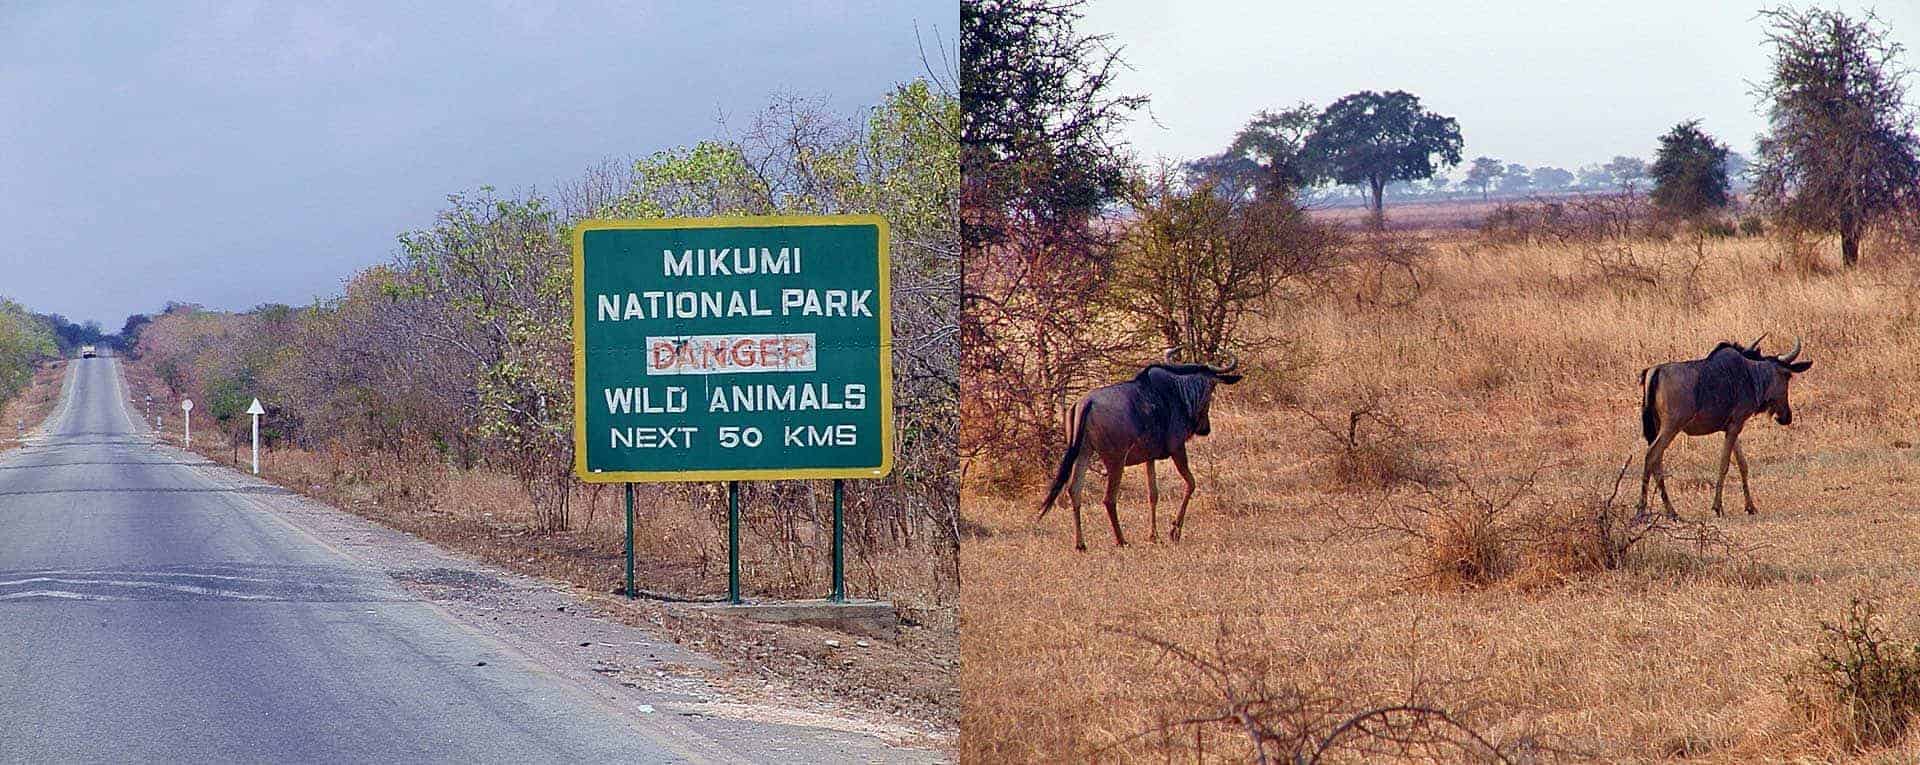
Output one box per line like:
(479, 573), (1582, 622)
(1082, 0), (1920, 177)
(0, 1), (955, 326)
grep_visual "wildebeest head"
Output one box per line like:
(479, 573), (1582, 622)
(1139, 356), (1244, 436)
(1722, 335), (1814, 425)
(1754, 336), (1813, 424)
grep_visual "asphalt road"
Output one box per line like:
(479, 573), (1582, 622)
(0, 359), (919, 763)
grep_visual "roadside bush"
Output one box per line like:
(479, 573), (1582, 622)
(0, 299), (59, 410)
(1787, 598), (1920, 752)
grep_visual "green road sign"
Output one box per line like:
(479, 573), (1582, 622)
(572, 215), (893, 482)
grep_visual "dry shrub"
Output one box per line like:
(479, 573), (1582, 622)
(1108, 620), (1555, 763)
(1291, 398), (1438, 490)
(1768, 227), (1840, 276)
(1479, 193), (1649, 249)
(1348, 232), (1432, 309)
(1363, 459), (1750, 592)
(1574, 236), (1710, 298)
(1787, 598), (1920, 752)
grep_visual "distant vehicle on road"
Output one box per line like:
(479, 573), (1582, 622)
(79, 345), (97, 359)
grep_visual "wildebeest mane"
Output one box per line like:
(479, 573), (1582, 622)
(1134, 362), (1219, 381)
(1709, 341), (1767, 361)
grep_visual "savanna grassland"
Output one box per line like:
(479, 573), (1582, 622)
(961, 230), (1920, 762)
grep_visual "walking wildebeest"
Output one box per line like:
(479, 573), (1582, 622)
(1638, 336), (1813, 519)
(1036, 356), (1243, 550)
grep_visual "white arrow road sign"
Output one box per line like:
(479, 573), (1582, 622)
(246, 398), (265, 475)
(180, 399), (192, 447)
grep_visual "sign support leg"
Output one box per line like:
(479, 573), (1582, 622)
(624, 482), (635, 601)
(728, 481), (742, 605)
(831, 479), (845, 603)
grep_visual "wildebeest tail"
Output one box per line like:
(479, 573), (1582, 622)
(1640, 367), (1660, 444)
(1036, 401), (1091, 519)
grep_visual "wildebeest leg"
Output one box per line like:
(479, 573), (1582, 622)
(1711, 429), (1739, 517)
(1169, 447), (1197, 542)
(1102, 459), (1126, 547)
(1638, 425), (1681, 520)
(1066, 454), (1090, 551)
(1145, 460), (1160, 542)
(1732, 439), (1757, 515)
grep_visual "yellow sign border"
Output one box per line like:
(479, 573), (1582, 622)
(571, 214), (894, 483)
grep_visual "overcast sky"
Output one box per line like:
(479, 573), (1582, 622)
(0, 1), (954, 327)
(1082, 0), (1919, 178)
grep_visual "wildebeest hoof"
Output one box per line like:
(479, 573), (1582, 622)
(1074, 543), (1087, 552)
(1746, 505), (1758, 515)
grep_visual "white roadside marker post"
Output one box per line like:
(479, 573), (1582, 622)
(181, 399), (193, 448)
(246, 398), (265, 475)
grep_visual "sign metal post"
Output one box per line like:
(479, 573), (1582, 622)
(831, 479), (845, 602)
(623, 482), (635, 600)
(727, 481), (741, 604)
(180, 399), (192, 447)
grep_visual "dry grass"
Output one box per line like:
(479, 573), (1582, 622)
(0, 360), (66, 449)
(962, 234), (1920, 762)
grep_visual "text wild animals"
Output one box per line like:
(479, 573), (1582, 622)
(1037, 354), (1243, 550)
(1638, 336), (1813, 519)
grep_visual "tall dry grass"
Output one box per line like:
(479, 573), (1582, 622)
(962, 234), (1920, 762)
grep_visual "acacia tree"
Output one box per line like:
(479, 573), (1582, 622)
(1604, 156), (1648, 193)
(1303, 90), (1463, 224)
(1532, 166), (1575, 192)
(1464, 156), (1504, 201)
(1752, 6), (1920, 266)
(1189, 104), (1319, 200)
(1650, 119), (1730, 220)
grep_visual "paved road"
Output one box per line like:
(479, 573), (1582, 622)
(0, 359), (917, 763)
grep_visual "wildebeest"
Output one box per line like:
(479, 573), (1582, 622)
(1638, 336), (1813, 519)
(1036, 355), (1243, 550)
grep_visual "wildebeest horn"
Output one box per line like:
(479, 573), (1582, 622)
(1208, 352), (1239, 375)
(1780, 336), (1802, 364)
(1162, 347), (1180, 363)
(1747, 333), (1766, 353)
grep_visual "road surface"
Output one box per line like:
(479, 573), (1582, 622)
(0, 358), (931, 763)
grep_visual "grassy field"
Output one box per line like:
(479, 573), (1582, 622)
(961, 232), (1920, 762)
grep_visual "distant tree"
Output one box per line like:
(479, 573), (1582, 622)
(1722, 151), (1751, 189)
(1423, 174), (1451, 195)
(1576, 163), (1612, 189)
(1190, 103), (1319, 200)
(117, 313), (152, 352)
(1604, 155), (1648, 192)
(1303, 90), (1463, 224)
(1752, 6), (1920, 267)
(1465, 156), (1504, 200)
(1532, 166), (1575, 191)
(1649, 119), (1730, 219)
(1497, 163), (1532, 194)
